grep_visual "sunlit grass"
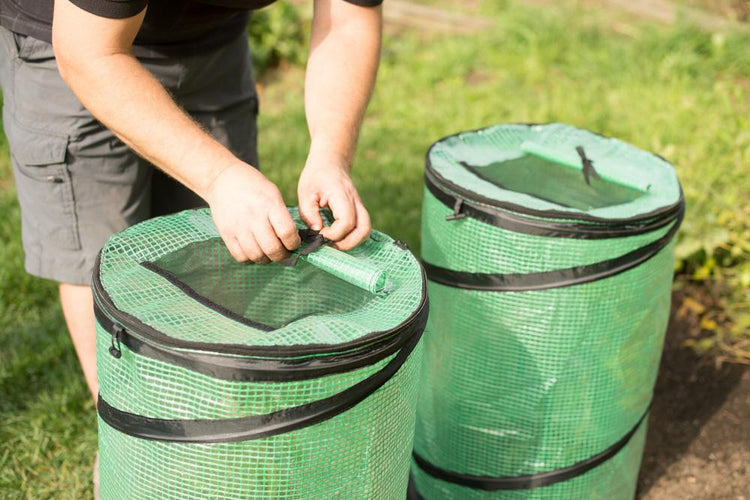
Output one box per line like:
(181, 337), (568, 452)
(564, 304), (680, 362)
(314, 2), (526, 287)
(1, 1), (748, 496)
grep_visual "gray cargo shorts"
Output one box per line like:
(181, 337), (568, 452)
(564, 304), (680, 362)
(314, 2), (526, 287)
(0, 26), (259, 285)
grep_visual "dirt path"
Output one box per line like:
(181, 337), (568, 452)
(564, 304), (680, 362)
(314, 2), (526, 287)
(638, 290), (749, 499)
(381, 0), (746, 32)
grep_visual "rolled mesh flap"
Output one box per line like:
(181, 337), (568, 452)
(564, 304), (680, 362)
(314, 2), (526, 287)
(94, 207), (428, 499)
(412, 123), (683, 499)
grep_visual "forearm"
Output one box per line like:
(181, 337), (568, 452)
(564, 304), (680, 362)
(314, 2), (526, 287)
(57, 53), (245, 199)
(305, 0), (382, 169)
(52, 0), (298, 264)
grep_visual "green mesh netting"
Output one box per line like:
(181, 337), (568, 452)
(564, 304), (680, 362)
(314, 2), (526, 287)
(94, 207), (427, 499)
(411, 123), (683, 499)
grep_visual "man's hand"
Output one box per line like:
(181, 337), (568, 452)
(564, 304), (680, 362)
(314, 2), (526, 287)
(298, 151), (371, 251)
(206, 163), (300, 263)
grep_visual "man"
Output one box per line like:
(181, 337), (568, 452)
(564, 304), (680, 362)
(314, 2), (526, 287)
(0, 0), (380, 404)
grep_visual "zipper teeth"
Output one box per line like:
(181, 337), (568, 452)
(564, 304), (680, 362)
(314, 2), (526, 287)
(93, 261), (428, 359)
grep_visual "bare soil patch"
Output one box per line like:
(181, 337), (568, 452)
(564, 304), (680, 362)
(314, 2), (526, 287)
(638, 286), (749, 499)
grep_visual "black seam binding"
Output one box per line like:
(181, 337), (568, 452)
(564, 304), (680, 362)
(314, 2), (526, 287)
(410, 406), (650, 492)
(424, 122), (684, 228)
(92, 252), (428, 358)
(93, 300), (425, 382)
(422, 202), (683, 292)
(425, 171), (684, 240)
(96, 316), (425, 443)
(140, 261), (276, 332)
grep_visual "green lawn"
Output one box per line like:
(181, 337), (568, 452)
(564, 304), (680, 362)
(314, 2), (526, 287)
(1, 1), (748, 497)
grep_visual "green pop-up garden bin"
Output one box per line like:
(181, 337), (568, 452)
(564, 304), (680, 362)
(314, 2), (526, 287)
(411, 123), (684, 499)
(93, 207), (428, 499)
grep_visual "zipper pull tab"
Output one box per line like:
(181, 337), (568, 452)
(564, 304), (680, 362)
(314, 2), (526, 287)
(445, 198), (467, 221)
(109, 325), (124, 359)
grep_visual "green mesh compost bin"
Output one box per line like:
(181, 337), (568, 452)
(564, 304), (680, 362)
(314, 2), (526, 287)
(93, 208), (428, 499)
(410, 123), (684, 499)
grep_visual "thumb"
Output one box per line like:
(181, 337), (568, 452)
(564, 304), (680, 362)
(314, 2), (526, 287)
(298, 192), (323, 231)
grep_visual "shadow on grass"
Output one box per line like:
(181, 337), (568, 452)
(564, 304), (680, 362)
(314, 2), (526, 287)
(636, 290), (746, 497)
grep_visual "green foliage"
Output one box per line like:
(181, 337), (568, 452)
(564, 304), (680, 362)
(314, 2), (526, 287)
(1, 1), (749, 495)
(247, 2), (306, 75)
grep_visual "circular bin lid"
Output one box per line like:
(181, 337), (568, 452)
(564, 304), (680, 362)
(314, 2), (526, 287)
(426, 123), (682, 223)
(95, 208), (426, 356)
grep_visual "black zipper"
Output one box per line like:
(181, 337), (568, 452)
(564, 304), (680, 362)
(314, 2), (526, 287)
(92, 253), (429, 378)
(424, 124), (684, 235)
(424, 168), (684, 239)
(108, 324), (124, 359)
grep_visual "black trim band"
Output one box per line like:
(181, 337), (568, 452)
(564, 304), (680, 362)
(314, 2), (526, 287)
(425, 122), (684, 227)
(94, 301), (426, 382)
(423, 203), (683, 292)
(425, 172), (684, 240)
(92, 253), (428, 358)
(411, 408), (649, 491)
(97, 321), (424, 443)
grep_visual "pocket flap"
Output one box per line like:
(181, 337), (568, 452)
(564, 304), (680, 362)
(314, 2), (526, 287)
(10, 124), (68, 166)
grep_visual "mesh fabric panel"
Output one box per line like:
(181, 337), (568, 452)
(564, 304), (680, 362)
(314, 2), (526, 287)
(95, 207), (426, 499)
(413, 123), (681, 499)
(99, 343), (423, 499)
(98, 208), (422, 346)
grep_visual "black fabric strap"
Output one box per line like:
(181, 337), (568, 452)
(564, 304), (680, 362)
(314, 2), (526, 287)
(97, 320), (423, 443)
(425, 123), (683, 227)
(425, 173), (683, 240)
(411, 407), (649, 491)
(94, 300), (424, 382)
(280, 228), (328, 267)
(423, 203), (682, 292)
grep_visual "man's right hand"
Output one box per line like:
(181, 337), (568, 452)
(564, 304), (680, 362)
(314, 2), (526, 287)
(204, 164), (301, 264)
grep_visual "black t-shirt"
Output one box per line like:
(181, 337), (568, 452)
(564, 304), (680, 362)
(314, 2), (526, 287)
(0, 0), (382, 57)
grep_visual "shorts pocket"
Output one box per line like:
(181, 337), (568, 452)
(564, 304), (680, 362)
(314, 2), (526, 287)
(10, 123), (81, 251)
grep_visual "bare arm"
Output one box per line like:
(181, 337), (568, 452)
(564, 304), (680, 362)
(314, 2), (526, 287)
(52, 0), (300, 262)
(298, 0), (382, 250)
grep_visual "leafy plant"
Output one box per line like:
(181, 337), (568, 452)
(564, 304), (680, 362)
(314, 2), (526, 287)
(248, 2), (307, 75)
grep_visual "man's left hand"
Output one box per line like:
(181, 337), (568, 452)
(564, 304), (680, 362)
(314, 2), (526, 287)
(297, 151), (371, 251)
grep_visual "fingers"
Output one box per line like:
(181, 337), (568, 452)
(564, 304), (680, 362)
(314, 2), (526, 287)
(230, 218), (295, 264)
(320, 192), (357, 242)
(332, 200), (371, 251)
(252, 218), (291, 263)
(298, 192), (324, 231)
(236, 232), (269, 264)
(269, 207), (301, 252)
(224, 235), (248, 263)
(223, 205), (298, 264)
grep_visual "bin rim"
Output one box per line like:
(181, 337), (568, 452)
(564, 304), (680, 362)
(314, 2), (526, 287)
(426, 123), (683, 225)
(94, 209), (428, 357)
(93, 252), (428, 360)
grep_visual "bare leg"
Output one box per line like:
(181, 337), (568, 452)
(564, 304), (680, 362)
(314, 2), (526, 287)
(59, 283), (98, 401)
